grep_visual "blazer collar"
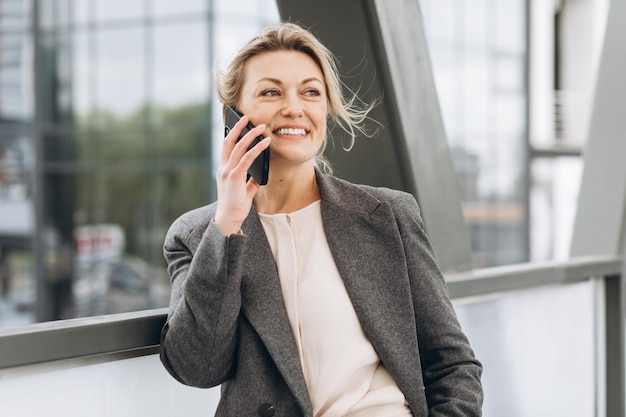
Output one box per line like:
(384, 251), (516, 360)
(315, 168), (383, 215)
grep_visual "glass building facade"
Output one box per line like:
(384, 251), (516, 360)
(0, 0), (280, 326)
(1, 0), (599, 327)
(420, 0), (529, 268)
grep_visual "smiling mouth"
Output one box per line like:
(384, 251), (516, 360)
(273, 128), (307, 136)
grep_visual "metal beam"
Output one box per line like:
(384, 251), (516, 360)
(570, 0), (626, 258)
(276, 0), (473, 272)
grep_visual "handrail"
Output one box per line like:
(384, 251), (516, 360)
(0, 255), (622, 370)
(446, 254), (622, 298)
(0, 308), (168, 370)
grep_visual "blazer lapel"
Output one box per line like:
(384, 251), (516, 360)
(317, 173), (422, 376)
(239, 209), (313, 413)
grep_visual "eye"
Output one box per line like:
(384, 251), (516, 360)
(303, 88), (321, 97)
(261, 89), (280, 97)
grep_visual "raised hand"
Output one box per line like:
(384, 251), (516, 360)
(214, 115), (271, 235)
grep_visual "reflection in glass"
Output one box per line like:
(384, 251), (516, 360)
(0, 31), (31, 120)
(95, 27), (145, 122)
(151, 110), (208, 160)
(1, 0), (30, 31)
(71, 170), (171, 317)
(530, 157), (582, 261)
(96, 132), (145, 164)
(422, 0), (528, 267)
(421, 0), (456, 43)
(94, 0), (144, 23)
(0, 0), (283, 327)
(153, 0), (206, 18)
(153, 22), (208, 110)
(72, 30), (91, 127)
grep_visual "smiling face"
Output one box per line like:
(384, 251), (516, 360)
(238, 50), (328, 171)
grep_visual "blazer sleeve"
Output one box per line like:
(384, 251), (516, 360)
(159, 212), (247, 388)
(393, 192), (483, 416)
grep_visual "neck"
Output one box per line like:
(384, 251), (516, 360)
(254, 163), (320, 214)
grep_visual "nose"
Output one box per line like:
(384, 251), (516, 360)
(281, 92), (304, 118)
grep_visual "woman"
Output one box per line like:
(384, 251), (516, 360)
(160, 22), (483, 417)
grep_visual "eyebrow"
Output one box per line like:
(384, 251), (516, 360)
(257, 77), (323, 85)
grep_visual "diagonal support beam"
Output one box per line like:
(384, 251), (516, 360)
(570, 0), (626, 259)
(276, 0), (473, 272)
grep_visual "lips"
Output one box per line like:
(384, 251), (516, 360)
(273, 128), (307, 136)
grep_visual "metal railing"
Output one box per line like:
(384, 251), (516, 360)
(0, 255), (623, 416)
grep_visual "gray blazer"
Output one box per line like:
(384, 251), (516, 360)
(160, 171), (483, 417)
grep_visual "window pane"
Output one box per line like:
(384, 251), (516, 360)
(153, 0), (206, 17)
(422, 0), (457, 44)
(151, 111), (209, 160)
(96, 132), (145, 164)
(1, 0), (30, 31)
(463, 0), (489, 47)
(95, 27), (145, 124)
(495, 0), (526, 52)
(153, 22), (208, 109)
(94, 0), (145, 23)
(530, 157), (582, 261)
(72, 170), (171, 316)
(0, 31), (32, 120)
(72, 30), (91, 126)
(0, 132), (36, 326)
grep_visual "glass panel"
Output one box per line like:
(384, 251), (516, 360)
(39, 33), (74, 128)
(257, 0), (280, 22)
(73, 0), (90, 26)
(461, 51), (490, 135)
(454, 281), (595, 417)
(214, 0), (262, 17)
(463, 0), (489, 47)
(154, 169), (210, 229)
(94, 0), (145, 23)
(0, 355), (221, 416)
(422, 0), (457, 43)
(0, 31), (32, 120)
(422, 0), (528, 266)
(39, 0), (72, 30)
(1, 0), (30, 31)
(95, 27), (145, 126)
(72, 30), (91, 128)
(493, 95), (525, 136)
(71, 170), (173, 316)
(96, 132), (145, 164)
(153, 22), (208, 110)
(494, 55), (525, 93)
(530, 157), (582, 261)
(0, 244), (35, 327)
(151, 106), (208, 160)
(0, 133), (36, 327)
(494, 0), (526, 52)
(153, 0), (206, 17)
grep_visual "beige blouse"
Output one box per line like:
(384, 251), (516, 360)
(258, 200), (412, 417)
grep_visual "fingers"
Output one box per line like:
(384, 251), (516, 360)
(221, 115), (265, 165)
(220, 116), (270, 183)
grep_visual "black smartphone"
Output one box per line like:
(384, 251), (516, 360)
(224, 107), (270, 185)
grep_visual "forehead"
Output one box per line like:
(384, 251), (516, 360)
(243, 50), (324, 84)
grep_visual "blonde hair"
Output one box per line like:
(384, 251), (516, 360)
(216, 22), (377, 173)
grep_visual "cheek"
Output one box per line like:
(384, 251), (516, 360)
(313, 107), (328, 132)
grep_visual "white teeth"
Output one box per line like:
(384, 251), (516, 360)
(275, 128), (306, 136)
